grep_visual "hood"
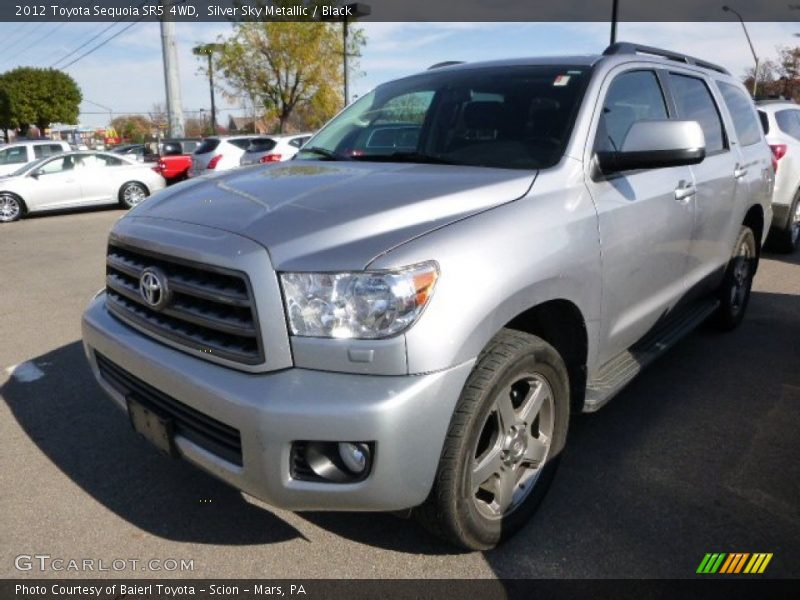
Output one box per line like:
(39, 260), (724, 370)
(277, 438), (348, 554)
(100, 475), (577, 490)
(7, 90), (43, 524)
(127, 161), (536, 270)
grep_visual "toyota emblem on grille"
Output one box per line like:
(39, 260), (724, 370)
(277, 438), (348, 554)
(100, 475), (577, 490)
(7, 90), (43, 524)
(139, 267), (171, 311)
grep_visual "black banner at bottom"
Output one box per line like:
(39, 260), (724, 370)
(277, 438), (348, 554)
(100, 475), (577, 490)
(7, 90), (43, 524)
(2, 579), (799, 600)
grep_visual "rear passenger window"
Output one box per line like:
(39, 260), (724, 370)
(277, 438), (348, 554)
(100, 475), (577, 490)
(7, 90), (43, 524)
(668, 74), (726, 153)
(596, 70), (668, 152)
(774, 109), (800, 142)
(717, 82), (763, 146)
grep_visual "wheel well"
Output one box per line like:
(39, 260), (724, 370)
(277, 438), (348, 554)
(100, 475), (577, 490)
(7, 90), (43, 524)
(505, 300), (588, 414)
(743, 204), (764, 249)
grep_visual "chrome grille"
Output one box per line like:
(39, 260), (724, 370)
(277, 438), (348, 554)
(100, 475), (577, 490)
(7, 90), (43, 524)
(105, 242), (264, 365)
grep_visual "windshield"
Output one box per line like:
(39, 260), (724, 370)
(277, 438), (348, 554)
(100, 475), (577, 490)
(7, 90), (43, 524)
(297, 65), (591, 170)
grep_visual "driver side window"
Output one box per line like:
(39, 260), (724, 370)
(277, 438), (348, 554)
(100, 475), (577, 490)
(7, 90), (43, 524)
(596, 70), (668, 153)
(38, 156), (74, 175)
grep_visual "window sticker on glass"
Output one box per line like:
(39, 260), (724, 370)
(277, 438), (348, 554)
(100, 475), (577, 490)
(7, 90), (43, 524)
(554, 75), (571, 87)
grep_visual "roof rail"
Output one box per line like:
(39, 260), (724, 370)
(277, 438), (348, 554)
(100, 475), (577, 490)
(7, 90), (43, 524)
(603, 42), (730, 75)
(427, 61), (464, 70)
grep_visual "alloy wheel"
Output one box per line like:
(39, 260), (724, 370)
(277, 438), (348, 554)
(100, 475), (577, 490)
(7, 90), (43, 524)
(0, 194), (20, 222)
(471, 373), (554, 519)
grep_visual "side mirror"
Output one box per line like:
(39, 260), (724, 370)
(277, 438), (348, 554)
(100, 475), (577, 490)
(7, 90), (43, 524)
(596, 120), (706, 174)
(30, 170), (41, 179)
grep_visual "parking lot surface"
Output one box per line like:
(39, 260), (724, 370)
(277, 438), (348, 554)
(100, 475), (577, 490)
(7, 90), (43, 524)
(1, 208), (799, 579)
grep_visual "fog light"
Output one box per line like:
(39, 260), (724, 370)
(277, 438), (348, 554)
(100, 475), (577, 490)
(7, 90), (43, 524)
(338, 442), (368, 474)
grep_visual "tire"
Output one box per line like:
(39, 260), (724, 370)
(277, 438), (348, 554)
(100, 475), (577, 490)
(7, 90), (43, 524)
(769, 193), (800, 254)
(0, 192), (24, 223)
(119, 182), (149, 209)
(711, 225), (757, 330)
(414, 329), (570, 550)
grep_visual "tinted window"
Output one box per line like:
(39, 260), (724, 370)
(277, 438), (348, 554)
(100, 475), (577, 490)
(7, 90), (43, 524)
(668, 74), (725, 153)
(757, 110), (769, 134)
(182, 141), (200, 153)
(247, 138), (277, 153)
(229, 138), (253, 150)
(716, 82), (762, 146)
(596, 70), (668, 152)
(0, 146), (28, 165)
(33, 144), (64, 158)
(775, 109), (800, 141)
(195, 139), (220, 154)
(299, 65), (592, 169)
(289, 136), (310, 148)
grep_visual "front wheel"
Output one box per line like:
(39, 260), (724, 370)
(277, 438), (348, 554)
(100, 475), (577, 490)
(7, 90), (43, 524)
(119, 182), (148, 209)
(414, 329), (569, 550)
(0, 192), (24, 223)
(711, 225), (757, 330)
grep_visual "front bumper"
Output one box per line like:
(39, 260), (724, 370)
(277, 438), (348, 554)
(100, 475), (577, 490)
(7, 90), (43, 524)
(82, 295), (474, 511)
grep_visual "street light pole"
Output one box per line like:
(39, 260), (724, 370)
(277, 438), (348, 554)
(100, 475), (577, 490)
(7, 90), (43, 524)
(193, 43), (222, 135)
(722, 5), (760, 97)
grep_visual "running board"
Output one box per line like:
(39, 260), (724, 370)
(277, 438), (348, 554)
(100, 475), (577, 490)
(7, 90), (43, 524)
(583, 298), (720, 412)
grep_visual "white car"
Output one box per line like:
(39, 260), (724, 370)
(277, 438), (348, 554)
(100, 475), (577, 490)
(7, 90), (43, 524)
(0, 151), (166, 223)
(757, 100), (800, 252)
(239, 133), (313, 166)
(0, 140), (71, 177)
(188, 136), (256, 177)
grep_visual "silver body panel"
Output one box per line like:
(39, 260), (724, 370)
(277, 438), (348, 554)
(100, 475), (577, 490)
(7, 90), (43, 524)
(83, 52), (773, 511)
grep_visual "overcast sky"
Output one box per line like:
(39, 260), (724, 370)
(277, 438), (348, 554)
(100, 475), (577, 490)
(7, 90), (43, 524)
(0, 21), (796, 129)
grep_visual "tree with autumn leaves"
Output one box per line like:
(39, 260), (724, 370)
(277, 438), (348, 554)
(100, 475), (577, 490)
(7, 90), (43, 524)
(211, 21), (365, 134)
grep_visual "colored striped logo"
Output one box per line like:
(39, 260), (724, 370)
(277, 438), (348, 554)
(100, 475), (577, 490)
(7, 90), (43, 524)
(696, 553), (773, 574)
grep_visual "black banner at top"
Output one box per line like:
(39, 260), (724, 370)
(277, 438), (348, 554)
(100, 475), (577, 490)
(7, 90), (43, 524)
(2, 0), (800, 23)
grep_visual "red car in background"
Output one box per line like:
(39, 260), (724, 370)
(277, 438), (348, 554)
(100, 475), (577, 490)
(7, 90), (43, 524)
(154, 139), (201, 184)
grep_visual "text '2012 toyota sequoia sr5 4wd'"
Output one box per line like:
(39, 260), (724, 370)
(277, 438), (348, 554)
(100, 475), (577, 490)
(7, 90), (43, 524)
(82, 43), (773, 549)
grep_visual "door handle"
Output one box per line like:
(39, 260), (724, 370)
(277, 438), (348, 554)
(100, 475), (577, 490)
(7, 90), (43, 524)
(734, 166), (748, 179)
(674, 182), (696, 202)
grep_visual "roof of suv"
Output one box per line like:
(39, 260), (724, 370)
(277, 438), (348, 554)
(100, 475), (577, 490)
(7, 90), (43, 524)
(423, 42), (732, 80)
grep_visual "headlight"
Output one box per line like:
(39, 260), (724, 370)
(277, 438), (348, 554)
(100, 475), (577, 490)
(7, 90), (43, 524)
(280, 261), (438, 339)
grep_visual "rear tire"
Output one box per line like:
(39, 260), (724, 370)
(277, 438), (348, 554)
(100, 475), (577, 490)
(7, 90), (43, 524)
(769, 193), (800, 254)
(711, 225), (756, 330)
(0, 192), (24, 223)
(119, 182), (148, 209)
(414, 329), (570, 550)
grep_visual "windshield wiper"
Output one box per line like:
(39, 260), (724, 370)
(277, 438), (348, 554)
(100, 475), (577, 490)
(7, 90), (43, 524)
(300, 146), (351, 161)
(351, 151), (458, 165)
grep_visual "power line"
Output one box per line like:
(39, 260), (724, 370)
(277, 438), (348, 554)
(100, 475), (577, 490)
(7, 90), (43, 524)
(51, 22), (123, 68)
(60, 19), (143, 70)
(5, 22), (70, 66)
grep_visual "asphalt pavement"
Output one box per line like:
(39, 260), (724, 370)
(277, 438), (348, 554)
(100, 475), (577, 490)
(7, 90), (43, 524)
(1, 207), (798, 579)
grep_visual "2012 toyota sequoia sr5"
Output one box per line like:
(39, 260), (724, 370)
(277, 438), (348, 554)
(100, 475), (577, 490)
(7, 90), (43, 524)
(82, 43), (773, 549)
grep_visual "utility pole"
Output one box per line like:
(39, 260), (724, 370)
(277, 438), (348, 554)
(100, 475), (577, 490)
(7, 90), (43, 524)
(610, 0), (619, 45)
(160, 1), (184, 137)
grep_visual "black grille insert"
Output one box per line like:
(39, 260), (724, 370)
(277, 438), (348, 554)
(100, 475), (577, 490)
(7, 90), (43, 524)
(105, 242), (263, 365)
(95, 352), (243, 466)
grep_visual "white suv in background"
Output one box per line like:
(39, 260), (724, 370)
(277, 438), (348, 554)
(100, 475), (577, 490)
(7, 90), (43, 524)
(757, 100), (800, 252)
(239, 133), (312, 166)
(0, 140), (71, 177)
(188, 136), (256, 177)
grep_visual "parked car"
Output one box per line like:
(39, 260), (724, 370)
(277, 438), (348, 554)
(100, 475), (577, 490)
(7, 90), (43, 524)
(111, 144), (147, 162)
(756, 100), (800, 252)
(82, 43), (773, 550)
(155, 138), (202, 184)
(188, 135), (256, 177)
(0, 140), (71, 177)
(239, 133), (313, 166)
(0, 151), (165, 223)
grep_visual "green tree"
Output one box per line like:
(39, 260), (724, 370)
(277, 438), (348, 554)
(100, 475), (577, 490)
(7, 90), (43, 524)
(0, 67), (81, 136)
(212, 20), (365, 133)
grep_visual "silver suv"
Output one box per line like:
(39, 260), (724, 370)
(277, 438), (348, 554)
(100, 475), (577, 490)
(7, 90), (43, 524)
(82, 43), (773, 550)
